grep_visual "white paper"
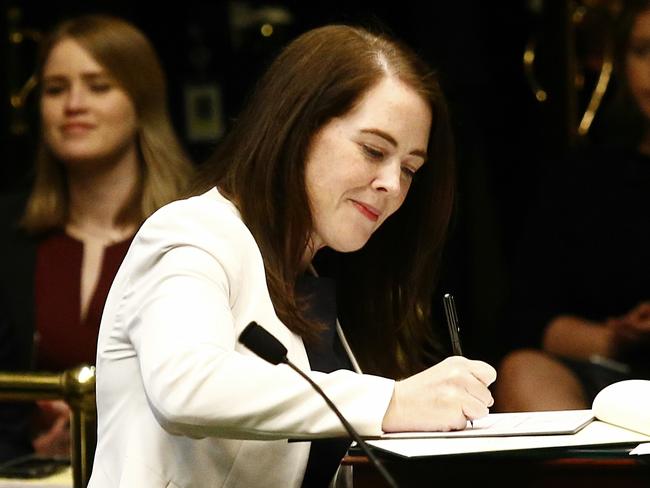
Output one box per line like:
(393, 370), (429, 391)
(629, 443), (650, 455)
(379, 409), (594, 439)
(592, 380), (650, 436)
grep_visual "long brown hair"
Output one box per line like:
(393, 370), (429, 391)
(194, 25), (455, 378)
(22, 14), (194, 233)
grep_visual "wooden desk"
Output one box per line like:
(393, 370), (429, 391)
(343, 449), (650, 487)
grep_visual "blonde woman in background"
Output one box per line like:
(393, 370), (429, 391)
(0, 14), (194, 461)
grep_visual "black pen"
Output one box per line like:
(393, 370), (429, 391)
(443, 293), (472, 428)
(443, 293), (463, 356)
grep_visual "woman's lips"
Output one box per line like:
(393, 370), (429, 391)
(352, 200), (380, 222)
(61, 122), (95, 134)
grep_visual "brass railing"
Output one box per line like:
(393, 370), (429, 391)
(0, 365), (96, 488)
(523, 0), (619, 141)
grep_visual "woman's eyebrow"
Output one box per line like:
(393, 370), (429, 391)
(42, 70), (108, 81)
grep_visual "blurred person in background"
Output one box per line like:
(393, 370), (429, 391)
(0, 14), (194, 461)
(495, 0), (650, 412)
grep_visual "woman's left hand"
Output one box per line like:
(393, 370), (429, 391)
(607, 301), (650, 355)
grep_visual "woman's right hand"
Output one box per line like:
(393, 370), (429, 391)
(31, 400), (71, 458)
(381, 356), (496, 433)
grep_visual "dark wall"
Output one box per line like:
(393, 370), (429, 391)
(1, 1), (579, 364)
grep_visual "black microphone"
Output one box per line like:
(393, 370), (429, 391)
(239, 321), (398, 488)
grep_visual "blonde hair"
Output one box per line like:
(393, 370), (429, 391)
(22, 14), (194, 233)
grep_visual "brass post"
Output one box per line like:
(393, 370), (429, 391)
(0, 366), (96, 488)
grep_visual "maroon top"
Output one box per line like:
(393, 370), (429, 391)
(34, 232), (133, 371)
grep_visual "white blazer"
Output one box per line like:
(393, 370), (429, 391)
(88, 188), (394, 488)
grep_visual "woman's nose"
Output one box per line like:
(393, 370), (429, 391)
(371, 160), (402, 194)
(64, 84), (87, 112)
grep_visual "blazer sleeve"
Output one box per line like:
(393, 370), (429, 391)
(113, 196), (394, 440)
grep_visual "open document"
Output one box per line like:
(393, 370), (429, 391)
(367, 379), (650, 458)
(368, 421), (650, 458)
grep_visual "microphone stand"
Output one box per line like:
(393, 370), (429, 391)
(239, 322), (398, 488)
